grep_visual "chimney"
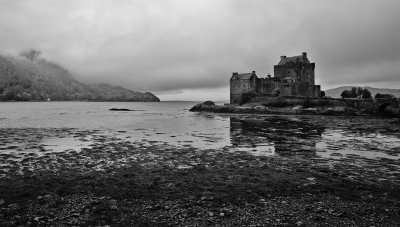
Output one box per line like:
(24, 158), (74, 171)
(267, 74), (271, 79)
(302, 52), (307, 58)
(252, 71), (256, 75)
(280, 56), (286, 61)
(232, 72), (238, 76)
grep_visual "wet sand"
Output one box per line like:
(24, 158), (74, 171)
(0, 117), (400, 226)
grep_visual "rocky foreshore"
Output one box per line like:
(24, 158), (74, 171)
(190, 101), (400, 117)
(0, 127), (400, 226)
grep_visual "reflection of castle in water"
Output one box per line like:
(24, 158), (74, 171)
(229, 116), (323, 157)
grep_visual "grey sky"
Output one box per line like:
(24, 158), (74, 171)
(1, 0), (399, 100)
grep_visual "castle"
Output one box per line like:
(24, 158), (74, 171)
(230, 52), (321, 104)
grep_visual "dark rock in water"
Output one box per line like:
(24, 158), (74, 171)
(109, 108), (132, 111)
(189, 101), (216, 112)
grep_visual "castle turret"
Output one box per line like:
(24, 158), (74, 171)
(302, 52), (307, 61)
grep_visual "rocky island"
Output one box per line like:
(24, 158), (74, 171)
(190, 97), (400, 118)
(191, 53), (399, 118)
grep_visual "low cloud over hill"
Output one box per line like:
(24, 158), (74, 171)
(0, 51), (160, 102)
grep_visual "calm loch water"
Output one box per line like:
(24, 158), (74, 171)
(0, 101), (399, 161)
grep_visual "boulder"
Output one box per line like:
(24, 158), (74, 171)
(189, 101), (216, 112)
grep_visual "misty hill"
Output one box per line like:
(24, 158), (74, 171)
(325, 86), (400, 98)
(0, 54), (159, 102)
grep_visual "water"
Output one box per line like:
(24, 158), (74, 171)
(0, 101), (400, 161)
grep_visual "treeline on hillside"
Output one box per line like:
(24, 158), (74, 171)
(374, 93), (395, 99)
(340, 87), (397, 100)
(340, 87), (372, 99)
(0, 49), (160, 102)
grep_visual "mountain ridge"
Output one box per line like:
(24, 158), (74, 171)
(0, 54), (160, 102)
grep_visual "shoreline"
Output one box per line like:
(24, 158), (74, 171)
(189, 101), (400, 118)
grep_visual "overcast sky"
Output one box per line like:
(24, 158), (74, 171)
(1, 0), (399, 101)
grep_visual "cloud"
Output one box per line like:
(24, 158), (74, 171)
(0, 0), (399, 100)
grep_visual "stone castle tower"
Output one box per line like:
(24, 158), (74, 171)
(274, 52), (315, 84)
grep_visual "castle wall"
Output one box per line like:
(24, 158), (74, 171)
(314, 85), (321, 97)
(230, 76), (257, 104)
(274, 62), (315, 84)
(281, 84), (292, 96)
(255, 79), (320, 98)
(302, 63), (315, 84)
(289, 83), (320, 97)
(257, 78), (280, 94)
(274, 65), (298, 80)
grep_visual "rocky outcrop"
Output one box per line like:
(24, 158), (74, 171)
(189, 101), (216, 111)
(190, 101), (400, 117)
